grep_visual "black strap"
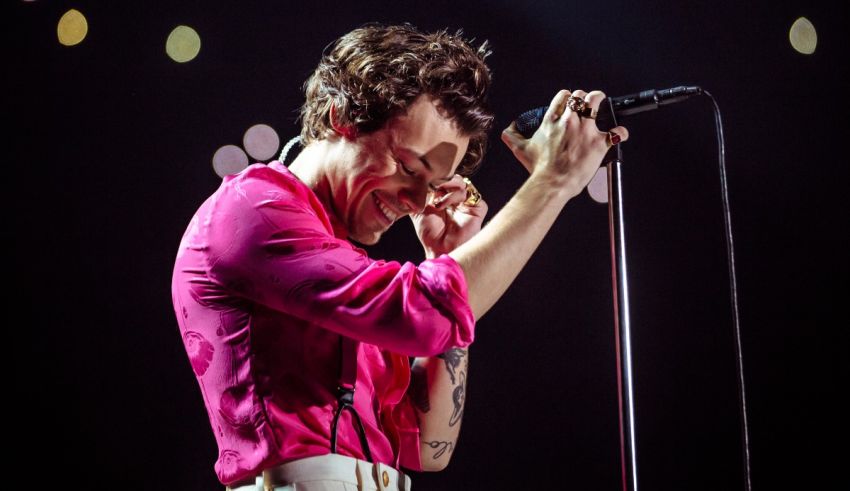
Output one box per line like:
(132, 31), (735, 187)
(329, 335), (373, 463)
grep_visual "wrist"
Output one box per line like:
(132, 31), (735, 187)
(525, 169), (582, 202)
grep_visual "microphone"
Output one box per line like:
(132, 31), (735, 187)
(514, 85), (703, 138)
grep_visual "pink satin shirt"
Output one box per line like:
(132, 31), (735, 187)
(170, 160), (475, 486)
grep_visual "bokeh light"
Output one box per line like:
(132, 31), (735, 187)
(243, 124), (281, 161)
(57, 9), (88, 46)
(166, 25), (201, 63)
(587, 167), (608, 204)
(789, 17), (817, 55)
(212, 145), (249, 178)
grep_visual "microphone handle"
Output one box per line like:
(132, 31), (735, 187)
(515, 101), (616, 138)
(514, 86), (703, 138)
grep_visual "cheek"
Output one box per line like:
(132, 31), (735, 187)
(358, 140), (396, 178)
(365, 160), (395, 179)
(350, 162), (395, 192)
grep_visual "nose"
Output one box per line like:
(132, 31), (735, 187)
(399, 182), (429, 214)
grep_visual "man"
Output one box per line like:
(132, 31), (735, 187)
(171, 23), (627, 491)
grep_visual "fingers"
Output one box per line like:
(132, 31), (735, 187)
(545, 89), (573, 122)
(431, 175), (467, 209)
(606, 126), (630, 146)
(567, 89), (587, 115)
(457, 195), (488, 219)
(584, 90), (606, 116)
(570, 89), (588, 101)
(501, 88), (630, 175)
(560, 89), (591, 127)
(564, 89), (607, 124)
(430, 175), (488, 217)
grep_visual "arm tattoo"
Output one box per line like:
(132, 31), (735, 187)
(437, 348), (467, 385)
(423, 439), (454, 459)
(409, 363), (431, 413)
(449, 371), (466, 427)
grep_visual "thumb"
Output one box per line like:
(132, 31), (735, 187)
(501, 122), (533, 171)
(501, 122), (523, 150)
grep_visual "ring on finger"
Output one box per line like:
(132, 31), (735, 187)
(567, 96), (587, 114)
(578, 106), (596, 119)
(462, 177), (482, 206)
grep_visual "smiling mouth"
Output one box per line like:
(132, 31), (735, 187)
(372, 192), (399, 225)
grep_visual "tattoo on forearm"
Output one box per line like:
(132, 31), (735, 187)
(449, 371), (465, 427)
(423, 439), (454, 459)
(409, 364), (431, 413)
(437, 348), (466, 385)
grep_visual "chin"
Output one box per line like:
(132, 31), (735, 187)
(356, 236), (381, 246)
(349, 230), (383, 246)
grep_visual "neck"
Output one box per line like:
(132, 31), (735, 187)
(288, 138), (346, 228)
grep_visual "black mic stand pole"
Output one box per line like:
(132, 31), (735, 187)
(602, 99), (639, 491)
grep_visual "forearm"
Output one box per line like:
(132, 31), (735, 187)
(409, 347), (469, 471)
(449, 171), (577, 320)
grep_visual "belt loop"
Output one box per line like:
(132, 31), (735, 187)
(374, 462), (386, 491)
(262, 469), (273, 491)
(354, 458), (367, 491)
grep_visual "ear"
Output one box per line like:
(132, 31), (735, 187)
(329, 103), (357, 140)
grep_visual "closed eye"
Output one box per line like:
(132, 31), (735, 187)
(395, 158), (415, 176)
(395, 156), (439, 192)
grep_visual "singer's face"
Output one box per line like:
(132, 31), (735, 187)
(329, 95), (470, 245)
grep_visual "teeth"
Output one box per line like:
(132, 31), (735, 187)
(374, 194), (397, 223)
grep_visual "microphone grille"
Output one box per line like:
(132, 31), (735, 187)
(515, 106), (548, 139)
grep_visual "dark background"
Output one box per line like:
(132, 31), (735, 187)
(13, 0), (846, 489)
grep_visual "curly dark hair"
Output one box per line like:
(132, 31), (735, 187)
(299, 23), (494, 175)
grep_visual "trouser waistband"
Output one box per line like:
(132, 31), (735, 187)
(224, 453), (412, 491)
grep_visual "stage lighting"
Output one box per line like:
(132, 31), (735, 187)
(57, 9), (87, 46)
(789, 17), (816, 55)
(243, 124), (281, 162)
(166, 25), (201, 63)
(212, 145), (249, 178)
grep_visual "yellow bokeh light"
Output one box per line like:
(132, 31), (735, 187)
(789, 17), (817, 55)
(166, 25), (201, 63)
(57, 9), (88, 47)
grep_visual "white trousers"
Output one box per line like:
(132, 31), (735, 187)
(224, 453), (412, 491)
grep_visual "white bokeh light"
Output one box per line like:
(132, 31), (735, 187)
(587, 167), (608, 204)
(212, 145), (249, 178)
(243, 124), (281, 161)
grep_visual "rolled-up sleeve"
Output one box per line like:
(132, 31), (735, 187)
(204, 168), (475, 357)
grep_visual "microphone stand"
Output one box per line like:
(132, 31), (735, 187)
(602, 99), (639, 491)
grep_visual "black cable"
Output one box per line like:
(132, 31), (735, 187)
(703, 90), (752, 491)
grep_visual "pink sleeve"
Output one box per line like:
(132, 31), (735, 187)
(204, 169), (475, 357)
(391, 391), (424, 472)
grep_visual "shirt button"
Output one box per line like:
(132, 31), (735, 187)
(382, 470), (390, 486)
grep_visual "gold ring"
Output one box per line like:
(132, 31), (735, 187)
(567, 96), (586, 113)
(462, 177), (481, 206)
